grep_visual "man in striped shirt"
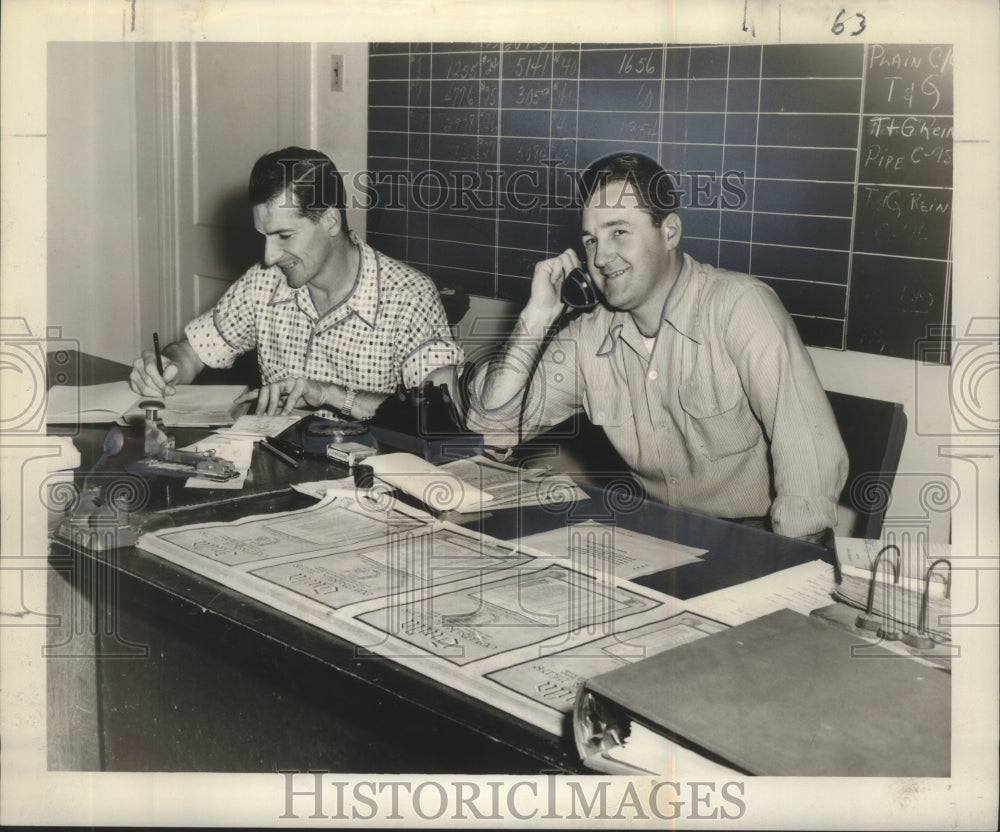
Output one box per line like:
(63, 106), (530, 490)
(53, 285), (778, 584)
(466, 152), (848, 543)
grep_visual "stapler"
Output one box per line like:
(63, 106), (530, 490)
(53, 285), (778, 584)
(124, 399), (239, 481)
(55, 400), (238, 551)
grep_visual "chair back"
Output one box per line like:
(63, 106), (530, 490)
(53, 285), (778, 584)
(826, 391), (907, 539)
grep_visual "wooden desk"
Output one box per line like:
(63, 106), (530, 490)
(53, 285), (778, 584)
(46, 352), (831, 773)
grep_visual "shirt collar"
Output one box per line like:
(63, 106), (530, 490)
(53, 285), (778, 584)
(661, 252), (702, 344)
(325, 233), (380, 330)
(594, 252), (702, 356)
(266, 232), (381, 330)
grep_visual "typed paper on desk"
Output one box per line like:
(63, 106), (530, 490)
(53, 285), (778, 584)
(290, 476), (357, 500)
(516, 521), (708, 581)
(215, 412), (307, 439)
(684, 560), (837, 627)
(181, 433), (255, 490)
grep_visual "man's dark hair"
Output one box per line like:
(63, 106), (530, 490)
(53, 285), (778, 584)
(578, 152), (678, 226)
(249, 146), (349, 233)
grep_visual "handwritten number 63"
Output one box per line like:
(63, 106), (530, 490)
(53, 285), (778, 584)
(832, 9), (867, 36)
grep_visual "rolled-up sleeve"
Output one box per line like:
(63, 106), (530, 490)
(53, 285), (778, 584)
(396, 300), (466, 389)
(184, 273), (260, 369)
(464, 329), (584, 448)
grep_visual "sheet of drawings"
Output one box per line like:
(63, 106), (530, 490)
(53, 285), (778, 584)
(137, 495), (835, 734)
(486, 612), (728, 715)
(438, 455), (590, 510)
(515, 520), (708, 581)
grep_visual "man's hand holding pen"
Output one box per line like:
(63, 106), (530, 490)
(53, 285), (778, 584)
(129, 336), (205, 398)
(130, 349), (182, 397)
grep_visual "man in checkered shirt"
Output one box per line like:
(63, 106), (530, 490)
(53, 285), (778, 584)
(130, 147), (464, 420)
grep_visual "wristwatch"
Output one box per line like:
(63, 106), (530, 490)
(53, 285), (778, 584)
(340, 388), (357, 418)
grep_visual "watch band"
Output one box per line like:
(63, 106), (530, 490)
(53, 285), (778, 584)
(340, 388), (357, 418)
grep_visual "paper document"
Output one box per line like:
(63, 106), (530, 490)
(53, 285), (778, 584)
(254, 525), (531, 610)
(133, 385), (249, 427)
(46, 381), (140, 423)
(291, 477), (358, 500)
(141, 494), (429, 567)
(367, 452), (494, 513)
(439, 456), (589, 510)
(487, 611), (723, 713)
(218, 413), (307, 438)
(136, 495), (683, 736)
(834, 534), (951, 597)
(356, 563), (661, 666)
(46, 381), (250, 426)
(685, 560), (836, 626)
(181, 434), (255, 490)
(831, 534), (951, 641)
(516, 520), (707, 581)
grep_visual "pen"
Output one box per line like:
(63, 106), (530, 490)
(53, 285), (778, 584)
(153, 332), (165, 376)
(267, 436), (304, 460)
(259, 438), (299, 468)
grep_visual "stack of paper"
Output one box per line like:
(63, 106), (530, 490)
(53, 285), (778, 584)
(437, 455), (589, 510)
(367, 452), (494, 513)
(216, 413), (306, 439)
(366, 453), (590, 514)
(515, 521), (707, 581)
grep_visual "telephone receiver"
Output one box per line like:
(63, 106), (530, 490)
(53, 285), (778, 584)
(561, 267), (603, 310)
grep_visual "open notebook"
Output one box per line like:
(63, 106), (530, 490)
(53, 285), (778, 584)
(46, 381), (249, 426)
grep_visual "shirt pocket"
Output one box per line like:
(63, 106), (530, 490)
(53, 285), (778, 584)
(583, 387), (634, 428)
(678, 377), (761, 461)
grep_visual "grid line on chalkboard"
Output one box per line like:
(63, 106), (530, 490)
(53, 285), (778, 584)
(844, 45), (869, 352)
(546, 43), (556, 270)
(746, 42), (764, 283)
(491, 42), (501, 297)
(714, 45), (729, 267)
(370, 224), (916, 260)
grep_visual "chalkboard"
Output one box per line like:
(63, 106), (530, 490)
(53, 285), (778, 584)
(366, 43), (953, 363)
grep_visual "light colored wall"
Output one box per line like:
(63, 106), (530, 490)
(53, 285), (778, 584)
(312, 43), (369, 239)
(48, 43), (141, 364)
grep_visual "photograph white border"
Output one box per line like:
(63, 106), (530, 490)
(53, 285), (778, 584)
(2, 0), (997, 828)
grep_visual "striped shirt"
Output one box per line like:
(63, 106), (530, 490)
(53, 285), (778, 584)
(468, 253), (848, 539)
(185, 235), (464, 393)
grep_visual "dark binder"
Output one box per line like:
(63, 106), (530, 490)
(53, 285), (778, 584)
(577, 608), (950, 777)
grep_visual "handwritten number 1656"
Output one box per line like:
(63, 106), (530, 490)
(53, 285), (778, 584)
(832, 9), (866, 36)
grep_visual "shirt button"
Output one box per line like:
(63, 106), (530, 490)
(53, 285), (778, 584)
(669, 477), (678, 485)
(648, 370), (658, 381)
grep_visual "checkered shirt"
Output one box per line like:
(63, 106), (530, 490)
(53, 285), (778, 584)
(185, 236), (464, 393)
